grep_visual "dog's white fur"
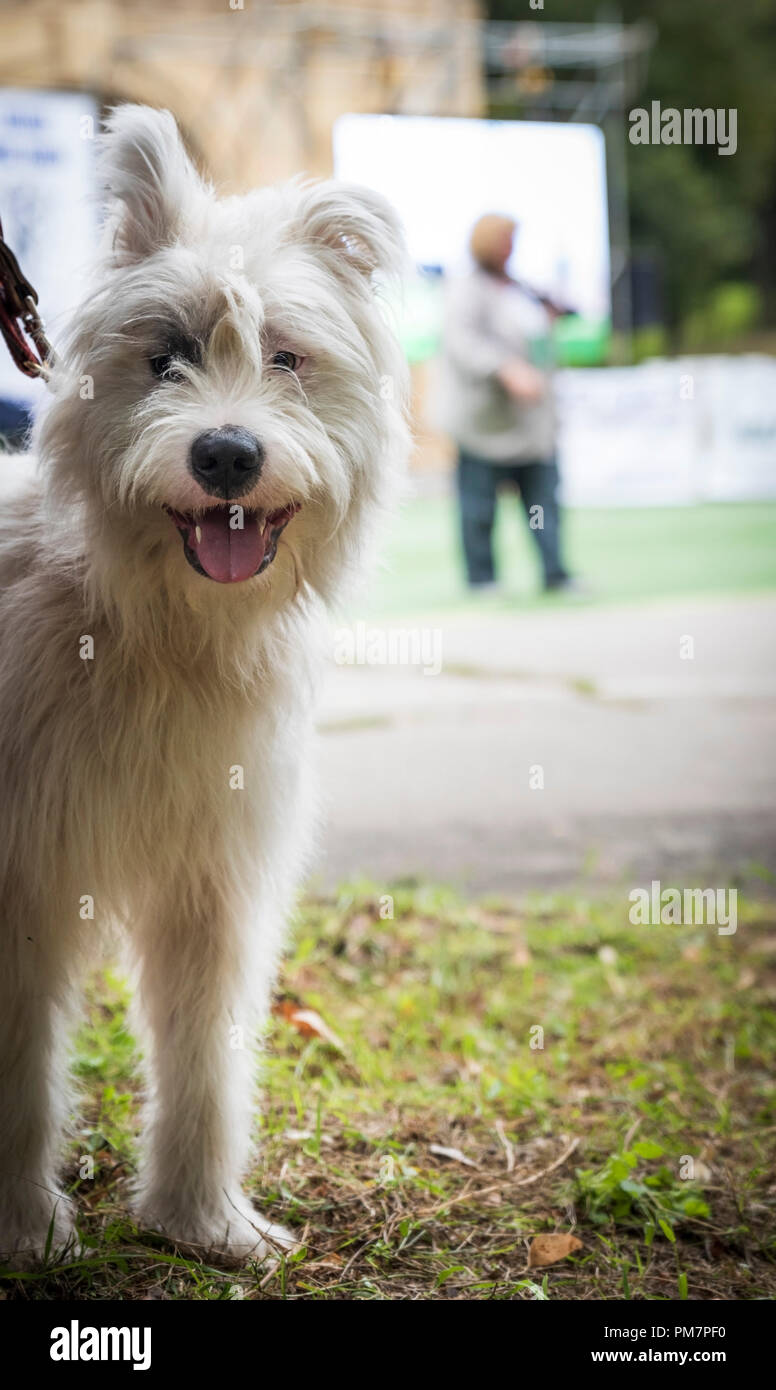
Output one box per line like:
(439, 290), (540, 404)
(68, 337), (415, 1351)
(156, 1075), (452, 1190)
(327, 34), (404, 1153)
(0, 106), (409, 1263)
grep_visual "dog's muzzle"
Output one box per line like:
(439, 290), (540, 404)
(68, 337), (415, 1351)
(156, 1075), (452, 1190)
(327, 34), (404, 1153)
(164, 426), (300, 583)
(188, 426), (264, 500)
(165, 501), (300, 583)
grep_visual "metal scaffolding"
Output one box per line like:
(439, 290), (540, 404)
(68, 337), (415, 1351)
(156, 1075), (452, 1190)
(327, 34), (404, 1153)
(484, 19), (655, 338)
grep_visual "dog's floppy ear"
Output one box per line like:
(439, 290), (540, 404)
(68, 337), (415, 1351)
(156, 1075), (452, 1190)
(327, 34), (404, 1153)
(295, 180), (406, 284)
(99, 105), (206, 265)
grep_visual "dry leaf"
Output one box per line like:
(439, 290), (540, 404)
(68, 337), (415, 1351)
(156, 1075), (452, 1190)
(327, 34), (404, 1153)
(273, 998), (344, 1052)
(429, 1144), (478, 1168)
(469, 908), (522, 936)
(682, 943), (703, 962)
(305, 1254), (344, 1272)
(495, 1118), (516, 1173)
(283, 1128), (335, 1146)
(528, 1232), (583, 1267)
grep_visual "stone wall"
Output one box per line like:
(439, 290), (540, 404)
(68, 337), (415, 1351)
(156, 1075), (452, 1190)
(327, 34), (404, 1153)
(0, 0), (484, 186)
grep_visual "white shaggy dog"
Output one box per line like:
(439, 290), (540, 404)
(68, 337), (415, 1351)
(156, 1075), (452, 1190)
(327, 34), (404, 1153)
(0, 105), (409, 1264)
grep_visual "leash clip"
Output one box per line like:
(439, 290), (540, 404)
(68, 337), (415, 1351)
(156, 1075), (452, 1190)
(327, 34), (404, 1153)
(0, 216), (56, 381)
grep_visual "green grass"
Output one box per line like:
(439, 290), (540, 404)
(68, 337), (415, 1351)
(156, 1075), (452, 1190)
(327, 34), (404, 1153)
(365, 498), (776, 616)
(2, 884), (774, 1300)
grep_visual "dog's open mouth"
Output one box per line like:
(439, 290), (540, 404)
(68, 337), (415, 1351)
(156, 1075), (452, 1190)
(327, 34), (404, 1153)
(164, 503), (300, 583)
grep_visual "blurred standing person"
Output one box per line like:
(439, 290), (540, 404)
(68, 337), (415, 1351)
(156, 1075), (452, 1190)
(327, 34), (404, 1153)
(441, 214), (574, 593)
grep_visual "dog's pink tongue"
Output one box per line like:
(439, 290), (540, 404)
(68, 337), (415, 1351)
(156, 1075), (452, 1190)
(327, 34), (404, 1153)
(191, 510), (265, 583)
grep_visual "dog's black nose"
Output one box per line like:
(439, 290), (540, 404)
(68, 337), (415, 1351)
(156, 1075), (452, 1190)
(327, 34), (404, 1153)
(189, 426), (264, 498)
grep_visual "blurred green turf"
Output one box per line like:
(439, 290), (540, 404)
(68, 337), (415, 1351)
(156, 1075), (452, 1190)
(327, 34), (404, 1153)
(362, 497), (776, 617)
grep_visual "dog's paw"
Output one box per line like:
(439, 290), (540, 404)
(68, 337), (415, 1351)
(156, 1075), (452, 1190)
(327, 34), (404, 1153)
(0, 1203), (78, 1269)
(208, 1202), (297, 1269)
(135, 1192), (297, 1269)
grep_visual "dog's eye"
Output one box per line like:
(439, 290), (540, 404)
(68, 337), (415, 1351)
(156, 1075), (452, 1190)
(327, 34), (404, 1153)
(271, 350), (302, 373)
(149, 354), (186, 383)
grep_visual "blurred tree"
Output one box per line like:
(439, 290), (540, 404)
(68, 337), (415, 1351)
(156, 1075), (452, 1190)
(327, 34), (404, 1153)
(485, 0), (776, 337)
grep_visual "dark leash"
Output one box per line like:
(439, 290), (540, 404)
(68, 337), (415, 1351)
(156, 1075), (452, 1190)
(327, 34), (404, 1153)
(508, 274), (576, 319)
(0, 214), (56, 381)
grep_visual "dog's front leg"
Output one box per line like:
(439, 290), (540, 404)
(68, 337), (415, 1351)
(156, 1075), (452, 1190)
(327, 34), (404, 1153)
(0, 893), (79, 1263)
(131, 878), (294, 1266)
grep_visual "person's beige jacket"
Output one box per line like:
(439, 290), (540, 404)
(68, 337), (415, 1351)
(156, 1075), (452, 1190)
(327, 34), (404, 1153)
(440, 266), (557, 463)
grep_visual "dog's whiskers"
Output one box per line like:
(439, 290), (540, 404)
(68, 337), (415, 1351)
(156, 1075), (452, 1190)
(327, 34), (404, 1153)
(278, 534), (304, 600)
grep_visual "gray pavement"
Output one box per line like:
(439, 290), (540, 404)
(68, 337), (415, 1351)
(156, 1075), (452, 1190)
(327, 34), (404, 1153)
(311, 596), (776, 897)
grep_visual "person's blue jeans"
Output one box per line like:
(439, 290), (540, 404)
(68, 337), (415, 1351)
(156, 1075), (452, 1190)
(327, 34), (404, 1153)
(456, 449), (569, 589)
(0, 398), (33, 450)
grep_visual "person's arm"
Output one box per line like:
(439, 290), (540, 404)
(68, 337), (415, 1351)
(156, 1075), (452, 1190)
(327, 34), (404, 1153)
(444, 279), (546, 403)
(496, 358), (546, 403)
(444, 279), (511, 379)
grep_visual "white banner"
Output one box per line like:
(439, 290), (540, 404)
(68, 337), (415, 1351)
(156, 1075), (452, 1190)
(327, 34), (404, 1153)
(556, 355), (776, 505)
(0, 87), (99, 410)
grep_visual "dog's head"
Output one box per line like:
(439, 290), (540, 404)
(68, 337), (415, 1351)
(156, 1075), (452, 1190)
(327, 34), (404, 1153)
(39, 105), (409, 612)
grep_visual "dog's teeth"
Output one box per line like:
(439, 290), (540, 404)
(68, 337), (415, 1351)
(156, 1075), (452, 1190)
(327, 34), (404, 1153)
(195, 525), (202, 544)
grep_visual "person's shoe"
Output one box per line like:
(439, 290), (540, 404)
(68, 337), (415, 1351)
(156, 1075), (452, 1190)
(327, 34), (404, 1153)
(468, 581), (504, 599)
(544, 576), (592, 600)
